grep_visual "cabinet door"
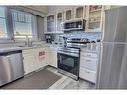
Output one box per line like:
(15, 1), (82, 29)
(80, 67), (96, 83)
(48, 49), (57, 68)
(23, 55), (37, 75)
(75, 6), (85, 19)
(80, 57), (97, 71)
(56, 11), (64, 32)
(47, 15), (56, 32)
(64, 8), (73, 21)
(87, 5), (104, 32)
(45, 48), (50, 64)
(51, 51), (57, 68)
(35, 48), (47, 69)
(66, 10), (72, 20)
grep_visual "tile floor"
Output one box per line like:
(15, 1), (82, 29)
(47, 66), (95, 89)
(0, 66), (95, 89)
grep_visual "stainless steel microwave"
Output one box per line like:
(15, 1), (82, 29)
(62, 19), (86, 31)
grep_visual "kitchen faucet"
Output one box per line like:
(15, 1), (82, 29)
(25, 35), (32, 47)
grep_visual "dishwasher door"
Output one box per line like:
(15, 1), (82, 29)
(0, 51), (24, 86)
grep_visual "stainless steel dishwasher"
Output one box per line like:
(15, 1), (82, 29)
(0, 50), (24, 86)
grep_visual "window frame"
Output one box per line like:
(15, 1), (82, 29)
(0, 6), (38, 43)
(0, 6), (11, 41)
(11, 9), (38, 41)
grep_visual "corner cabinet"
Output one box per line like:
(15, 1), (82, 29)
(22, 48), (47, 75)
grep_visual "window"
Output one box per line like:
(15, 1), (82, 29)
(12, 10), (33, 38)
(0, 6), (38, 42)
(0, 7), (7, 38)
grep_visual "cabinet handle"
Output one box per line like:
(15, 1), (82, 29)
(86, 59), (91, 62)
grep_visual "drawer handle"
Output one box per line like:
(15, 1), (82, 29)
(86, 60), (91, 62)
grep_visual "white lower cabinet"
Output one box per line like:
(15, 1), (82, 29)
(23, 54), (37, 74)
(48, 48), (57, 68)
(79, 50), (98, 84)
(79, 67), (96, 83)
(80, 57), (97, 71)
(22, 48), (47, 75)
(35, 48), (47, 69)
(22, 47), (58, 75)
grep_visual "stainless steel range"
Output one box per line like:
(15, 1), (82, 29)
(57, 37), (91, 80)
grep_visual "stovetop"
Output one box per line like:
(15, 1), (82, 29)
(58, 46), (80, 54)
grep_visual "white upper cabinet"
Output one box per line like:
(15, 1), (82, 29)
(64, 8), (74, 21)
(65, 10), (72, 20)
(74, 6), (86, 19)
(46, 14), (56, 33)
(64, 7), (86, 21)
(45, 6), (121, 33)
(86, 5), (104, 32)
(56, 11), (64, 33)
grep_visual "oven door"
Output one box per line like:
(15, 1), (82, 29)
(57, 52), (79, 76)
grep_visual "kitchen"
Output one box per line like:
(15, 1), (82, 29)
(0, 5), (126, 89)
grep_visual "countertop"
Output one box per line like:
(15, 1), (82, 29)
(0, 47), (23, 53)
(0, 42), (100, 53)
(0, 43), (60, 53)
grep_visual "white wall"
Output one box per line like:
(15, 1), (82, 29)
(8, 6), (48, 17)
(47, 6), (81, 14)
(26, 6), (48, 15)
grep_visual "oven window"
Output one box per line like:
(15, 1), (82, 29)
(61, 56), (74, 67)
(58, 53), (78, 68)
(58, 53), (79, 76)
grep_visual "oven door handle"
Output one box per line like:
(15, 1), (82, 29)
(58, 52), (79, 57)
(60, 56), (62, 63)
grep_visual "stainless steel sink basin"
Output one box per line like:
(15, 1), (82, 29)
(17, 45), (42, 48)
(18, 46), (33, 47)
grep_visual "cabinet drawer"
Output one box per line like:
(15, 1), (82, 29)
(79, 68), (96, 83)
(81, 52), (98, 58)
(80, 57), (97, 71)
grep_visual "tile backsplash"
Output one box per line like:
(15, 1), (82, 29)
(52, 31), (101, 44)
(63, 31), (101, 41)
